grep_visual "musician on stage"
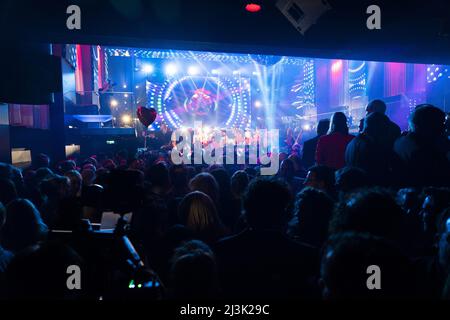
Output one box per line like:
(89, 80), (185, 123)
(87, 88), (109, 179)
(98, 79), (115, 115)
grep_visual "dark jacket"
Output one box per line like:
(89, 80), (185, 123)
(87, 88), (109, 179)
(213, 228), (319, 299)
(302, 136), (320, 170)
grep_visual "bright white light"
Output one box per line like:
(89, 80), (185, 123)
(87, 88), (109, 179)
(302, 124), (311, 131)
(123, 84), (127, 89)
(188, 65), (200, 76)
(165, 63), (178, 76)
(121, 114), (132, 125)
(203, 126), (211, 133)
(135, 85), (140, 89)
(254, 100), (262, 108)
(142, 64), (154, 73)
(124, 94), (128, 98)
(110, 99), (118, 107)
(252, 71), (260, 76)
(181, 126), (188, 133)
(332, 60), (343, 73)
(211, 69), (220, 75)
(233, 70), (240, 75)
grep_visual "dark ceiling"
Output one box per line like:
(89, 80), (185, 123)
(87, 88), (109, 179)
(1, 0), (450, 63)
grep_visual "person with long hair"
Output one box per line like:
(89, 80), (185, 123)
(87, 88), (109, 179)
(178, 191), (227, 244)
(316, 112), (354, 169)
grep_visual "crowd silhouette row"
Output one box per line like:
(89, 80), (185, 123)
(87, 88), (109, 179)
(0, 100), (449, 300)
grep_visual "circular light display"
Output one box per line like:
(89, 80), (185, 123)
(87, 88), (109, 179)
(147, 75), (251, 130)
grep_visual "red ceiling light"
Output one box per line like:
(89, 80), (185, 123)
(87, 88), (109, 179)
(245, 3), (262, 13)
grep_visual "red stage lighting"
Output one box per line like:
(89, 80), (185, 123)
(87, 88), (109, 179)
(245, 3), (262, 13)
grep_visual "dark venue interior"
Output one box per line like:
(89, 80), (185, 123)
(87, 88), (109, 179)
(0, 0), (450, 304)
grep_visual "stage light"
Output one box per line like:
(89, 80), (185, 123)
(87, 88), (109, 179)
(245, 3), (262, 13)
(233, 70), (240, 75)
(188, 65), (200, 76)
(165, 63), (178, 76)
(302, 124), (311, 131)
(123, 84), (127, 89)
(203, 126), (211, 133)
(110, 99), (118, 107)
(211, 69), (220, 75)
(142, 64), (154, 74)
(135, 85), (140, 89)
(124, 94), (128, 98)
(332, 60), (343, 73)
(121, 114), (132, 125)
(254, 100), (262, 108)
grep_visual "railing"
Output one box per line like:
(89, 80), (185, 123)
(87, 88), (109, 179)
(64, 90), (140, 129)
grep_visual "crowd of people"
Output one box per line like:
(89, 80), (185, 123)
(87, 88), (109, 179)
(0, 100), (449, 300)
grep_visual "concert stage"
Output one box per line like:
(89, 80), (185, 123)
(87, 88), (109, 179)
(60, 44), (448, 159)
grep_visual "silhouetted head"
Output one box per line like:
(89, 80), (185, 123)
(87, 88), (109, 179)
(328, 112), (349, 135)
(40, 175), (71, 200)
(169, 164), (189, 192)
(35, 167), (53, 182)
(335, 167), (369, 196)
(293, 187), (335, 247)
(0, 179), (18, 206)
(317, 119), (331, 136)
(1, 199), (48, 252)
(366, 100), (387, 115)
(243, 178), (291, 230)
(169, 240), (218, 299)
(58, 160), (77, 174)
(420, 187), (450, 235)
(5, 241), (84, 299)
(189, 172), (220, 205)
(330, 188), (404, 241)
(410, 104), (446, 138)
(231, 170), (249, 199)
(81, 168), (96, 187)
(437, 208), (450, 273)
(178, 191), (224, 242)
(305, 165), (335, 194)
(321, 232), (412, 299)
(279, 158), (296, 179)
(0, 202), (5, 230)
(362, 112), (390, 142)
(210, 168), (232, 199)
(396, 188), (421, 215)
(146, 162), (170, 190)
(65, 170), (82, 197)
(32, 153), (50, 169)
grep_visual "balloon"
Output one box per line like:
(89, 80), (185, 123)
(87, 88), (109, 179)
(137, 106), (157, 127)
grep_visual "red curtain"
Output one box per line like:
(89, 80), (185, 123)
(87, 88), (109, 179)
(8, 104), (49, 129)
(384, 62), (406, 97)
(97, 46), (106, 90)
(75, 44), (93, 104)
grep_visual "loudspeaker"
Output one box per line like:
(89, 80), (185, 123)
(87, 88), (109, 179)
(276, 0), (331, 35)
